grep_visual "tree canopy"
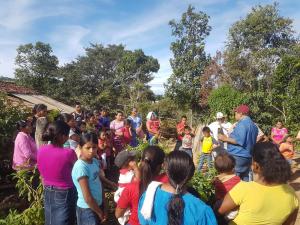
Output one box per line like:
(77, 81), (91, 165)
(165, 5), (211, 111)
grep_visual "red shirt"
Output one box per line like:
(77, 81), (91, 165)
(98, 138), (111, 157)
(122, 127), (132, 145)
(176, 122), (186, 141)
(213, 175), (240, 200)
(146, 120), (160, 134)
(117, 173), (168, 225)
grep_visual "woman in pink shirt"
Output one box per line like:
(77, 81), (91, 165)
(37, 120), (77, 225)
(12, 120), (37, 170)
(271, 120), (288, 145)
(110, 111), (125, 153)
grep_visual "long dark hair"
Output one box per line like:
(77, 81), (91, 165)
(165, 151), (195, 225)
(139, 146), (165, 198)
(42, 120), (70, 146)
(57, 113), (73, 123)
(253, 142), (291, 184)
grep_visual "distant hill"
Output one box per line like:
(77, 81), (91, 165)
(0, 76), (15, 82)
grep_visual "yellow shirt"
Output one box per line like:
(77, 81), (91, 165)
(202, 136), (213, 153)
(229, 181), (298, 225)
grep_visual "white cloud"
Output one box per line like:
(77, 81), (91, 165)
(49, 25), (90, 65)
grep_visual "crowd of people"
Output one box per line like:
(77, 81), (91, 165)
(11, 102), (300, 225)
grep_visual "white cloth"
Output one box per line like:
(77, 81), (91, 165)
(208, 121), (232, 141)
(114, 170), (135, 225)
(140, 181), (162, 220)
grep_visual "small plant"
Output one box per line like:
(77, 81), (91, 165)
(189, 169), (216, 204)
(126, 139), (149, 159)
(0, 168), (44, 225)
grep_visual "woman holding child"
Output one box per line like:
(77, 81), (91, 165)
(218, 142), (298, 225)
(146, 111), (160, 145)
(115, 146), (166, 225)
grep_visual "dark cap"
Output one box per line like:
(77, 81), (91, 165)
(235, 104), (250, 114)
(114, 150), (137, 168)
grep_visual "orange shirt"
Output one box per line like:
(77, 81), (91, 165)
(279, 142), (294, 159)
(176, 122), (185, 141)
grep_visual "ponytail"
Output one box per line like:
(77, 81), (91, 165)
(139, 159), (153, 198)
(42, 120), (70, 146)
(165, 151), (195, 225)
(168, 192), (185, 225)
(139, 146), (165, 198)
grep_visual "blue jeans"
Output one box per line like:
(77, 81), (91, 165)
(44, 186), (77, 225)
(76, 206), (102, 225)
(197, 153), (212, 171)
(232, 155), (252, 181)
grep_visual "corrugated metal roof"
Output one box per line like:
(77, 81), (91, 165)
(12, 94), (74, 113)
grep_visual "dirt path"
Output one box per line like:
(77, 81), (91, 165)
(289, 155), (300, 224)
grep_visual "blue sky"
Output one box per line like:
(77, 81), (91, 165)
(0, 0), (299, 94)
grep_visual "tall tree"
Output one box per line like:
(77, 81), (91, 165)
(57, 44), (159, 108)
(270, 45), (300, 130)
(224, 3), (296, 91)
(116, 49), (159, 106)
(15, 42), (59, 95)
(199, 51), (229, 108)
(165, 5), (211, 110)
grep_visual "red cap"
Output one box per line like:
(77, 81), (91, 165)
(235, 104), (250, 114)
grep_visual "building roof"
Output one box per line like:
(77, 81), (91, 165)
(0, 81), (73, 113)
(0, 81), (37, 94)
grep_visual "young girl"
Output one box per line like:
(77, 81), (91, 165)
(138, 150), (217, 225)
(85, 112), (97, 133)
(218, 142), (298, 225)
(179, 125), (194, 158)
(122, 119), (132, 146)
(98, 130), (112, 171)
(37, 120), (77, 225)
(110, 111), (125, 153)
(59, 113), (80, 150)
(72, 133), (107, 225)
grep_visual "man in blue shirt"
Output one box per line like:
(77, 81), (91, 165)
(98, 107), (110, 131)
(218, 105), (258, 181)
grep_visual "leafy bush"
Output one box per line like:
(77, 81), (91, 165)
(207, 85), (243, 120)
(0, 168), (44, 225)
(189, 169), (216, 204)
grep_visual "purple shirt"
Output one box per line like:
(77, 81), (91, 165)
(13, 132), (37, 170)
(37, 144), (77, 188)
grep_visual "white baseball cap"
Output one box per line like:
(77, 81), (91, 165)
(216, 112), (224, 119)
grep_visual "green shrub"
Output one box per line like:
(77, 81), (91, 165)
(0, 168), (44, 225)
(189, 169), (216, 204)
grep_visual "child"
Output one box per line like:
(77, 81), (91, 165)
(98, 108), (110, 131)
(213, 153), (240, 223)
(179, 125), (194, 158)
(110, 111), (125, 153)
(122, 119), (133, 146)
(98, 130), (112, 171)
(279, 135), (295, 165)
(85, 112), (97, 133)
(72, 133), (107, 225)
(114, 150), (140, 225)
(197, 126), (218, 171)
(78, 121), (87, 135)
(59, 113), (80, 151)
